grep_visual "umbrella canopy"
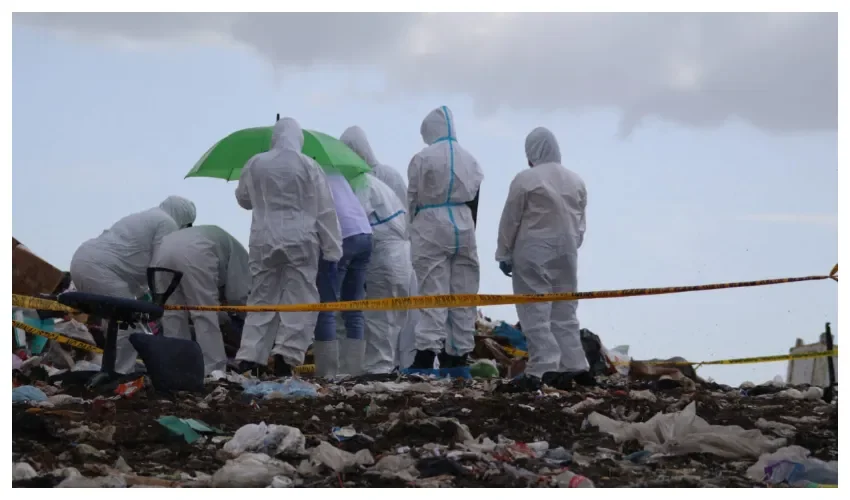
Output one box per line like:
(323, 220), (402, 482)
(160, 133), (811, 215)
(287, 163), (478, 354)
(185, 126), (372, 185)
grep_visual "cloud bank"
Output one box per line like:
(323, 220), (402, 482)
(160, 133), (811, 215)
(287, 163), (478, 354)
(14, 12), (838, 135)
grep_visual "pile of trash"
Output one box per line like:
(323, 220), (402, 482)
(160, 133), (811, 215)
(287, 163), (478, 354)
(12, 360), (838, 488)
(10, 241), (838, 488)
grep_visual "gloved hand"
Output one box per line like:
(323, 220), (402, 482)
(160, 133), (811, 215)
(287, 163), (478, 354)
(499, 261), (513, 277)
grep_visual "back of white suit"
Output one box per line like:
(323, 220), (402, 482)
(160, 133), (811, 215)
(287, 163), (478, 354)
(495, 127), (589, 377)
(234, 117), (342, 368)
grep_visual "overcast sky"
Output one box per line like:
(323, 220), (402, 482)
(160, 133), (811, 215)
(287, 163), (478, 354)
(11, 12), (838, 384)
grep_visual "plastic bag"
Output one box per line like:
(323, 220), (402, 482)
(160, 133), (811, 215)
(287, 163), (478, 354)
(129, 333), (204, 393)
(242, 379), (318, 399)
(211, 453), (296, 488)
(746, 445), (838, 486)
(223, 422), (306, 457)
(12, 385), (48, 403)
(588, 401), (785, 458)
(605, 345), (631, 376)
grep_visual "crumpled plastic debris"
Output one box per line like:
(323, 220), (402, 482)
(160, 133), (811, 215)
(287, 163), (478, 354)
(242, 378), (318, 399)
(223, 422), (306, 457)
(746, 445), (838, 487)
(157, 416), (220, 444)
(309, 441), (374, 472)
(564, 397), (604, 414)
(57, 474), (127, 488)
(588, 401), (786, 458)
(211, 453), (296, 488)
(754, 418), (797, 438)
(13, 385), (48, 403)
(13, 462), (38, 481)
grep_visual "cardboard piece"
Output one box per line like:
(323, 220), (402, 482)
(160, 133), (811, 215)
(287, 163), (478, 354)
(12, 237), (64, 297)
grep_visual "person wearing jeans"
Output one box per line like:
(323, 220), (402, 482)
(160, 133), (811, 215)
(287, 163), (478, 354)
(314, 173), (373, 378)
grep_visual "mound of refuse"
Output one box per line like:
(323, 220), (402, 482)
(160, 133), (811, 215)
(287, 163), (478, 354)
(12, 356), (837, 488)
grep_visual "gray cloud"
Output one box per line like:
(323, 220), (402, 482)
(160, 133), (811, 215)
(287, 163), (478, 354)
(14, 12), (837, 135)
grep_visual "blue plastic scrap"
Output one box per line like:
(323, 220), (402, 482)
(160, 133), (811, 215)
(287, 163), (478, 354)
(242, 378), (318, 399)
(12, 385), (48, 403)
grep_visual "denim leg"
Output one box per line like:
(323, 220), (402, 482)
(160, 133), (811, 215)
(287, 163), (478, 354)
(314, 259), (339, 342)
(339, 234), (373, 340)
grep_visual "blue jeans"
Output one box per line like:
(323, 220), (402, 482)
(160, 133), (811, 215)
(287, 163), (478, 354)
(314, 233), (373, 342)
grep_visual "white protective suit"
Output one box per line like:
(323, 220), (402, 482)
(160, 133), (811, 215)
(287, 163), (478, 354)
(408, 106), (484, 357)
(151, 225), (250, 375)
(340, 126), (416, 373)
(69, 196), (197, 374)
(234, 117), (343, 368)
(396, 270), (421, 370)
(341, 125), (408, 207)
(495, 127), (589, 378)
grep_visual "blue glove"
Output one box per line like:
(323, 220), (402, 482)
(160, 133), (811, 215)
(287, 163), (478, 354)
(499, 261), (513, 277)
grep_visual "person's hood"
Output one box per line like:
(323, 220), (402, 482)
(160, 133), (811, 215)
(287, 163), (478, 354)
(525, 127), (562, 166)
(420, 106), (457, 146)
(159, 195), (197, 228)
(271, 117), (304, 151)
(340, 126), (379, 168)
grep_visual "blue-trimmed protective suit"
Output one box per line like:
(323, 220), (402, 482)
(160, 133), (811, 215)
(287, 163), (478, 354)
(407, 106), (484, 357)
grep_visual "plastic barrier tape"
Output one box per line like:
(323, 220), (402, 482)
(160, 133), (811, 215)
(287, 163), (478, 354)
(13, 320), (103, 354)
(12, 320), (317, 374)
(12, 264), (838, 314)
(504, 343), (837, 366)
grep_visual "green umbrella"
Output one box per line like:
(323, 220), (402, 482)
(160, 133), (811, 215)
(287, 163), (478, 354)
(185, 123), (371, 187)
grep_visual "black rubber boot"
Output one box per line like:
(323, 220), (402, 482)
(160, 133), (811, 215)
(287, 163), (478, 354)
(235, 360), (265, 378)
(542, 371), (573, 390)
(273, 355), (292, 377)
(572, 371), (598, 387)
(443, 353), (469, 369)
(410, 349), (437, 369)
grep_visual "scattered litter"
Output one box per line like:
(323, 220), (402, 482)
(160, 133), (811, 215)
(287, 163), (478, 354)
(243, 378), (318, 399)
(13, 462), (38, 481)
(589, 401), (786, 458)
(222, 422), (306, 457)
(746, 445), (838, 487)
(13, 385), (48, 403)
(331, 426), (357, 441)
(211, 453), (296, 488)
(157, 416), (220, 444)
(116, 377), (146, 398)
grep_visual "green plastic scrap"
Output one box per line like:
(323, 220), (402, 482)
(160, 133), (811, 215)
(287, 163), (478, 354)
(157, 416), (221, 444)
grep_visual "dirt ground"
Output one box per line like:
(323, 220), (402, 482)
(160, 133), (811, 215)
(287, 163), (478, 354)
(11, 374), (838, 488)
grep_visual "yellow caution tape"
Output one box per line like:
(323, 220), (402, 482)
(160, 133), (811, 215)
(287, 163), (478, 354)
(13, 320), (104, 354)
(12, 264), (838, 314)
(502, 342), (837, 366)
(293, 364), (315, 375)
(12, 295), (77, 313)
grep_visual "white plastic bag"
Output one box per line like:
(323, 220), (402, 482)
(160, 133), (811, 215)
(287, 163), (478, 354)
(588, 401), (785, 458)
(211, 453), (296, 488)
(222, 422), (305, 457)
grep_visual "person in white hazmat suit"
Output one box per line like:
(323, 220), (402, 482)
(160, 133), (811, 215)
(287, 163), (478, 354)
(150, 225), (250, 375)
(340, 126), (416, 374)
(495, 127), (595, 388)
(69, 195), (197, 375)
(341, 126), (409, 207)
(407, 106), (484, 369)
(234, 117), (343, 376)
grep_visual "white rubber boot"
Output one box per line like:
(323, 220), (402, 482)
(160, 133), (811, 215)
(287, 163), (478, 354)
(313, 340), (339, 379)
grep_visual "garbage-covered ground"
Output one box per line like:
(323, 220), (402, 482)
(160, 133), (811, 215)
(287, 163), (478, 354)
(11, 367), (838, 488)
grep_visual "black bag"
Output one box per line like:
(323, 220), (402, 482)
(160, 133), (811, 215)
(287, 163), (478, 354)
(129, 333), (205, 393)
(579, 328), (610, 377)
